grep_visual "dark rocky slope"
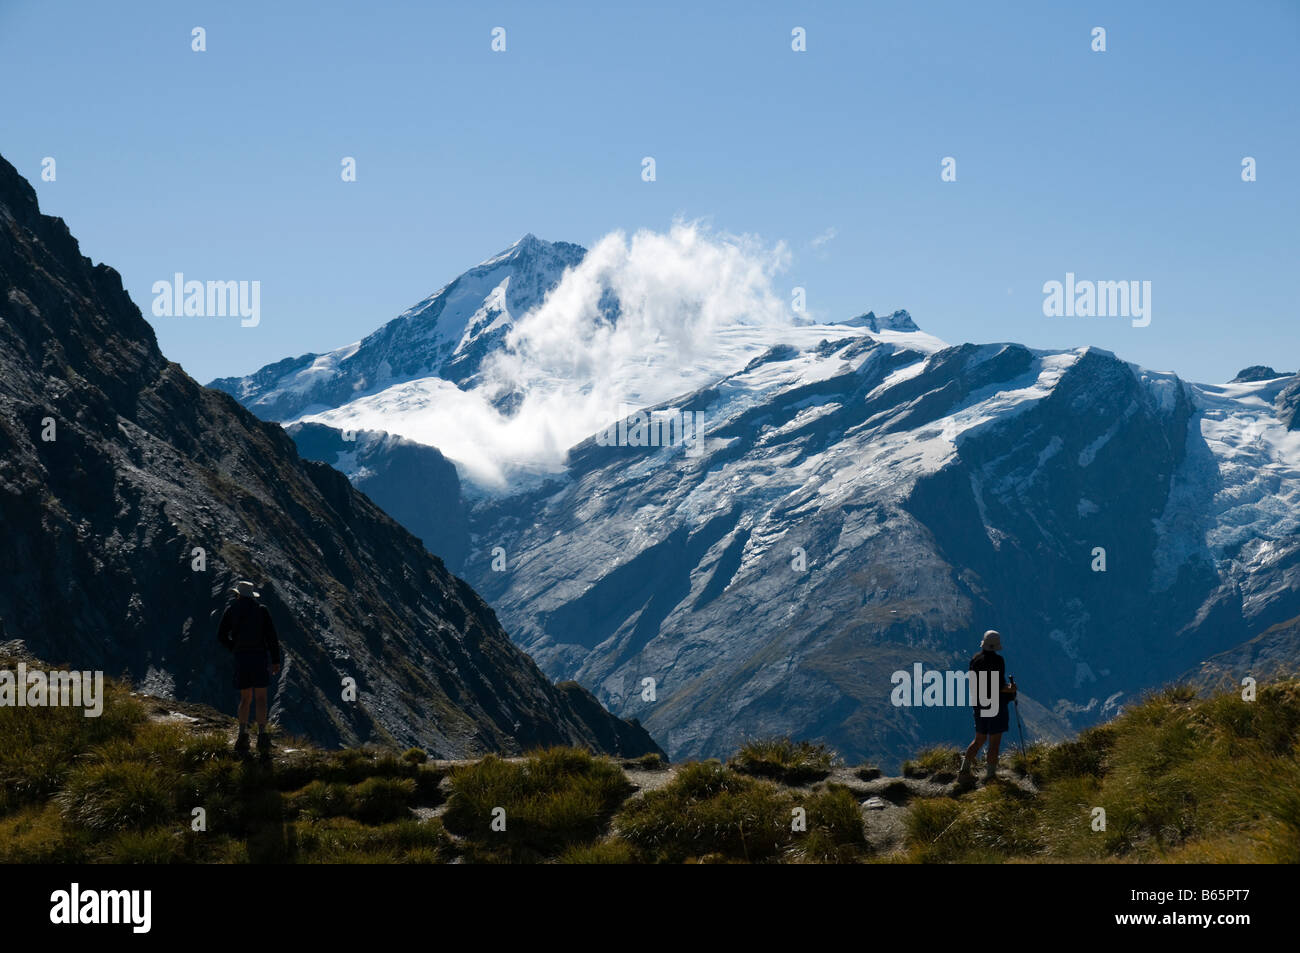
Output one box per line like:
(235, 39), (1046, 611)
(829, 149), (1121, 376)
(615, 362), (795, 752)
(0, 154), (660, 759)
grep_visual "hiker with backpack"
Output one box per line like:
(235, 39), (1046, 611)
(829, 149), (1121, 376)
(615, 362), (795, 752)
(217, 580), (282, 754)
(959, 629), (1017, 781)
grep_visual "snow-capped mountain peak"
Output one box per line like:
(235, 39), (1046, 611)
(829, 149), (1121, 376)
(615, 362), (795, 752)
(837, 309), (920, 333)
(208, 235), (586, 420)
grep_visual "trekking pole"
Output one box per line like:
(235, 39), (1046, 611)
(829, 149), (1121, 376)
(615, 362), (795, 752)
(1009, 675), (1027, 762)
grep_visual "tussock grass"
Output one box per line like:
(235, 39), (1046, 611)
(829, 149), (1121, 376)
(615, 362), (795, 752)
(0, 680), (145, 813)
(0, 662), (451, 862)
(0, 803), (92, 863)
(294, 817), (452, 864)
(58, 761), (176, 833)
(729, 737), (836, 785)
(902, 746), (960, 778)
(5, 647), (1299, 864)
(617, 761), (796, 862)
(797, 784), (870, 863)
(98, 827), (189, 864)
(442, 747), (632, 862)
(621, 752), (666, 771)
(557, 838), (638, 864)
(899, 680), (1300, 863)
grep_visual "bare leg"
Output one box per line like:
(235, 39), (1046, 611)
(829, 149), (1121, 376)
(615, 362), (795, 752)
(987, 733), (1003, 770)
(965, 733), (987, 764)
(237, 688), (253, 729)
(254, 687), (269, 729)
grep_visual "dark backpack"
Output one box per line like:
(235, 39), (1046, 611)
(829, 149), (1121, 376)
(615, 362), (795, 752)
(227, 598), (267, 653)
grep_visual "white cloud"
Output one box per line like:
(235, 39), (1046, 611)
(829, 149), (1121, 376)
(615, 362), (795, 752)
(810, 226), (838, 249)
(307, 222), (798, 489)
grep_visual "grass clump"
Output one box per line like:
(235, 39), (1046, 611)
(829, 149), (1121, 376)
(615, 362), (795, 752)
(402, 747), (428, 765)
(557, 838), (638, 864)
(98, 827), (189, 864)
(904, 784), (1042, 863)
(897, 679), (1300, 863)
(621, 752), (666, 771)
(0, 679), (146, 814)
(58, 761), (175, 834)
(0, 657), (454, 863)
(294, 817), (452, 864)
(0, 803), (92, 863)
(287, 776), (417, 824)
(442, 747), (632, 862)
(902, 746), (960, 778)
(795, 784), (870, 863)
(729, 737), (836, 785)
(348, 777), (417, 824)
(617, 760), (797, 863)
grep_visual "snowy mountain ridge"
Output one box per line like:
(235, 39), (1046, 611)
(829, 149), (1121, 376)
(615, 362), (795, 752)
(209, 234), (586, 423)
(211, 233), (1299, 765)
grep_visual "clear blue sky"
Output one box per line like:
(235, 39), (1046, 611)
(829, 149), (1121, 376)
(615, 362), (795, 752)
(1, 0), (1296, 385)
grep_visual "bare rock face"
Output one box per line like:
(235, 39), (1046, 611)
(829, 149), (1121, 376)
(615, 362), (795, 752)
(1230, 365), (1293, 384)
(0, 153), (661, 759)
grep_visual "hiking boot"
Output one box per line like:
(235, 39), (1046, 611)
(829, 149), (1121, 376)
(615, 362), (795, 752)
(234, 730), (250, 755)
(257, 730), (272, 753)
(958, 755), (973, 776)
(983, 764), (998, 781)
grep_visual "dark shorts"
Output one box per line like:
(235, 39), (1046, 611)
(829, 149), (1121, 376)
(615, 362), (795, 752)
(974, 706), (1010, 736)
(234, 651), (270, 690)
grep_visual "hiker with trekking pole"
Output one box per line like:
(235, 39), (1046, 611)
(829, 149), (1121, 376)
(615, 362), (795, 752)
(958, 629), (1020, 782)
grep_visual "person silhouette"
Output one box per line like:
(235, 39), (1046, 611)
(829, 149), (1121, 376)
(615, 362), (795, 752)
(959, 629), (1017, 781)
(217, 580), (282, 755)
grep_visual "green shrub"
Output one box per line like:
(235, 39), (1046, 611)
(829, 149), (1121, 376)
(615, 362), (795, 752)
(275, 748), (412, 789)
(1033, 774), (1108, 859)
